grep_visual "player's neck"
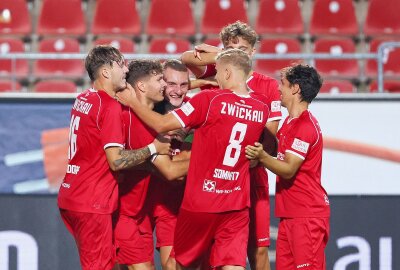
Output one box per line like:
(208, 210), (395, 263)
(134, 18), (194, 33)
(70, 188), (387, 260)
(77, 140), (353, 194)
(287, 102), (308, 118)
(92, 80), (114, 97)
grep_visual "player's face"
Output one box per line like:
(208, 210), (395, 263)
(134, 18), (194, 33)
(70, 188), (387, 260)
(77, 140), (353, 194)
(279, 75), (292, 108)
(145, 72), (166, 103)
(111, 60), (128, 93)
(163, 68), (189, 107)
(224, 37), (256, 59)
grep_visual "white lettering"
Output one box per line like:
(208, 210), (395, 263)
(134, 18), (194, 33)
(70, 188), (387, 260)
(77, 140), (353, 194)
(333, 236), (371, 270)
(72, 99), (93, 115)
(220, 103), (263, 123)
(213, 168), (240, 181)
(0, 231), (38, 270)
(66, 164), (80, 175)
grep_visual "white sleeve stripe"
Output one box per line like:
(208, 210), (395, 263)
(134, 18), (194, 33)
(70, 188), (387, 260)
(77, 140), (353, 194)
(267, 116), (282, 122)
(171, 111), (186, 128)
(104, 143), (124, 150)
(286, 150), (306, 160)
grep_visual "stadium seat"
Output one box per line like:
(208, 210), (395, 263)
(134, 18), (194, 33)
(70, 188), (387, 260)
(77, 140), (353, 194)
(33, 38), (84, 79)
(310, 0), (358, 36)
(33, 80), (77, 93)
(319, 80), (355, 94)
(0, 0), (31, 36)
(313, 38), (359, 77)
(0, 80), (22, 92)
(201, 0), (248, 35)
(0, 38), (29, 78)
(369, 80), (400, 93)
(255, 0), (304, 36)
(93, 37), (136, 53)
(366, 39), (400, 77)
(37, 0), (86, 36)
(148, 38), (191, 54)
(92, 0), (141, 36)
(146, 0), (195, 37)
(364, 0), (400, 37)
(255, 38), (302, 77)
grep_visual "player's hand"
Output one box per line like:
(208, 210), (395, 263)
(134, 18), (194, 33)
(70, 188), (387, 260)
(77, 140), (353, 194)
(193, 43), (221, 60)
(249, 159), (259, 168)
(167, 128), (187, 142)
(153, 136), (171, 155)
(245, 142), (265, 160)
(115, 83), (136, 107)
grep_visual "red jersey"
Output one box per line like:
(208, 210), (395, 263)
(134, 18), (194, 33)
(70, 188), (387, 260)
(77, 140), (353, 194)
(118, 108), (158, 217)
(58, 89), (125, 214)
(172, 89), (270, 213)
(275, 110), (330, 218)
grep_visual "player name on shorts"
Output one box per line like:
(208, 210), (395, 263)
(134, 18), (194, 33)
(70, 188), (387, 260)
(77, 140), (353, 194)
(213, 168), (240, 181)
(220, 102), (264, 123)
(72, 99), (93, 115)
(66, 164), (80, 175)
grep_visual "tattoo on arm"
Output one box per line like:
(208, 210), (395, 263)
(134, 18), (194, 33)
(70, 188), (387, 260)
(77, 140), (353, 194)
(113, 146), (151, 170)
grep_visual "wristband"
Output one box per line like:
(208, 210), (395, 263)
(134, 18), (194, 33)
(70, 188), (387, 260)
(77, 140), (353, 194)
(148, 143), (157, 155)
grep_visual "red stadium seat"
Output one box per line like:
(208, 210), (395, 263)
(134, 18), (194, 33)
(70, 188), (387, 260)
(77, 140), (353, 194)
(0, 0), (31, 36)
(366, 39), (400, 77)
(310, 0), (358, 36)
(201, 0), (248, 35)
(365, 0), (400, 37)
(313, 38), (359, 77)
(255, 38), (302, 77)
(369, 81), (400, 93)
(0, 80), (22, 92)
(92, 0), (141, 36)
(93, 37), (136, 53)
(146, 0), (195, 37)
(0, 38), (28, 78)
(149, 38), (191, 54)
(37, 0), (86, 36)
(33, 38), (84, 78)
(34, 80), (77, 93)
(255, 0), (304, 36)
(319, 80), (355, 94)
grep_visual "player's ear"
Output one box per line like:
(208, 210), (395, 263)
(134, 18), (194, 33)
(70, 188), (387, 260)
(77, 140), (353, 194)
(250, 47), (256, 58)
(101, 66), (110, 79)
(292, 83), (300, 95)
(137, 80), (146, 93)
(224, 67), (231, 80)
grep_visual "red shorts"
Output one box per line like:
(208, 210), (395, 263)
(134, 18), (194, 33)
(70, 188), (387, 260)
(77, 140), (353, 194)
(60, 209), (115, 270)
(149, 178), (184, 248)
(249, 166), (270, 247)
(276, 217), (330, 270)
(174, 208), (249, 268)
(114, 214), (154, 265)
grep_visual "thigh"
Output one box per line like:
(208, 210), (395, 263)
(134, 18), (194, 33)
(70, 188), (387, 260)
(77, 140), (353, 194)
(114, 215), (154, 265)
(249, 185), (270, 248)
(276, 219), (295, 270)
(60, 209), (115, 270)
(210, 209), (249, 268)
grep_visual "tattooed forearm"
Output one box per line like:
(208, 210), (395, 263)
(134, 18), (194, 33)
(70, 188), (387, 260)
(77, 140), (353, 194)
(113, 146), (151, 170)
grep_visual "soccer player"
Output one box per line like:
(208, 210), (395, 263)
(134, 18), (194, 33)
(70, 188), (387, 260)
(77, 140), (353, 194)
(116, 49), (272, 270)
(245, 64), (330, 270)
(181, 21), (282, 270)
(151, 59), (192, 270)
(58, 45), (170, 270)
(115, 59), (190, 270)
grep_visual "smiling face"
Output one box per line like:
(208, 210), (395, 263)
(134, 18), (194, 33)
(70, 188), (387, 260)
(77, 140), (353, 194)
(279, 73), (294, 108)
(163, 67), (189, 107)
(143, 72), (166, 104)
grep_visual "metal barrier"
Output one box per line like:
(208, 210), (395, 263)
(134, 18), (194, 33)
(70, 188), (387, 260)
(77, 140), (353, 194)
(1, 42), (399, 93)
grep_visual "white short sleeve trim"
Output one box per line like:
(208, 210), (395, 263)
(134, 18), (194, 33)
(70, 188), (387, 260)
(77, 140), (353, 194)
(104, 143), (124, 150)
(286, 150), (306, 160)
(171, 111), (186, 128)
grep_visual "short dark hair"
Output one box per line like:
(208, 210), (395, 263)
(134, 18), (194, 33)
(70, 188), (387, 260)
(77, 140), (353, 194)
(216, 48), (252, 76)
(284, 64), (323, 103)
(219, 21), (258, 48)
(85, 45), (124, 81)
(163, 59), (188, 73)
(127, 59), (163, 85)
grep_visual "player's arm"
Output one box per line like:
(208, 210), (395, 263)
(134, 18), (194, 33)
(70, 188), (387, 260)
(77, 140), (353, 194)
(181, 44), (221, 78)
(152, 154), (190, 181)
(105, 137), (171, 171)
(262, 120), (279, 156)
(116, 85), (182, 133)
(245, 142), (303, 180)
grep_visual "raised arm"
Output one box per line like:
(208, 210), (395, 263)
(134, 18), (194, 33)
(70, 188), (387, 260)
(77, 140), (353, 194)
(180, 44), (221, 78)
(152, 154), (190, 181)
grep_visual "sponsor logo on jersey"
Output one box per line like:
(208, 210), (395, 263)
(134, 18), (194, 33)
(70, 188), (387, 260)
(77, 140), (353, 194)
(213, 168), (239, 181)
(203, 180), (216, 192)
(277, 152), (285, 161)
(271, 101), (281, 112)
(296, 263), (311, 268)
(292, 138), (309, 154)
(180, 102), (194, 116)
(61, 183), (70, 188)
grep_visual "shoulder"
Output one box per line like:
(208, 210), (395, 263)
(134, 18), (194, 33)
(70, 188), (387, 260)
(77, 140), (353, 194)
(294, 111), (321, 140)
